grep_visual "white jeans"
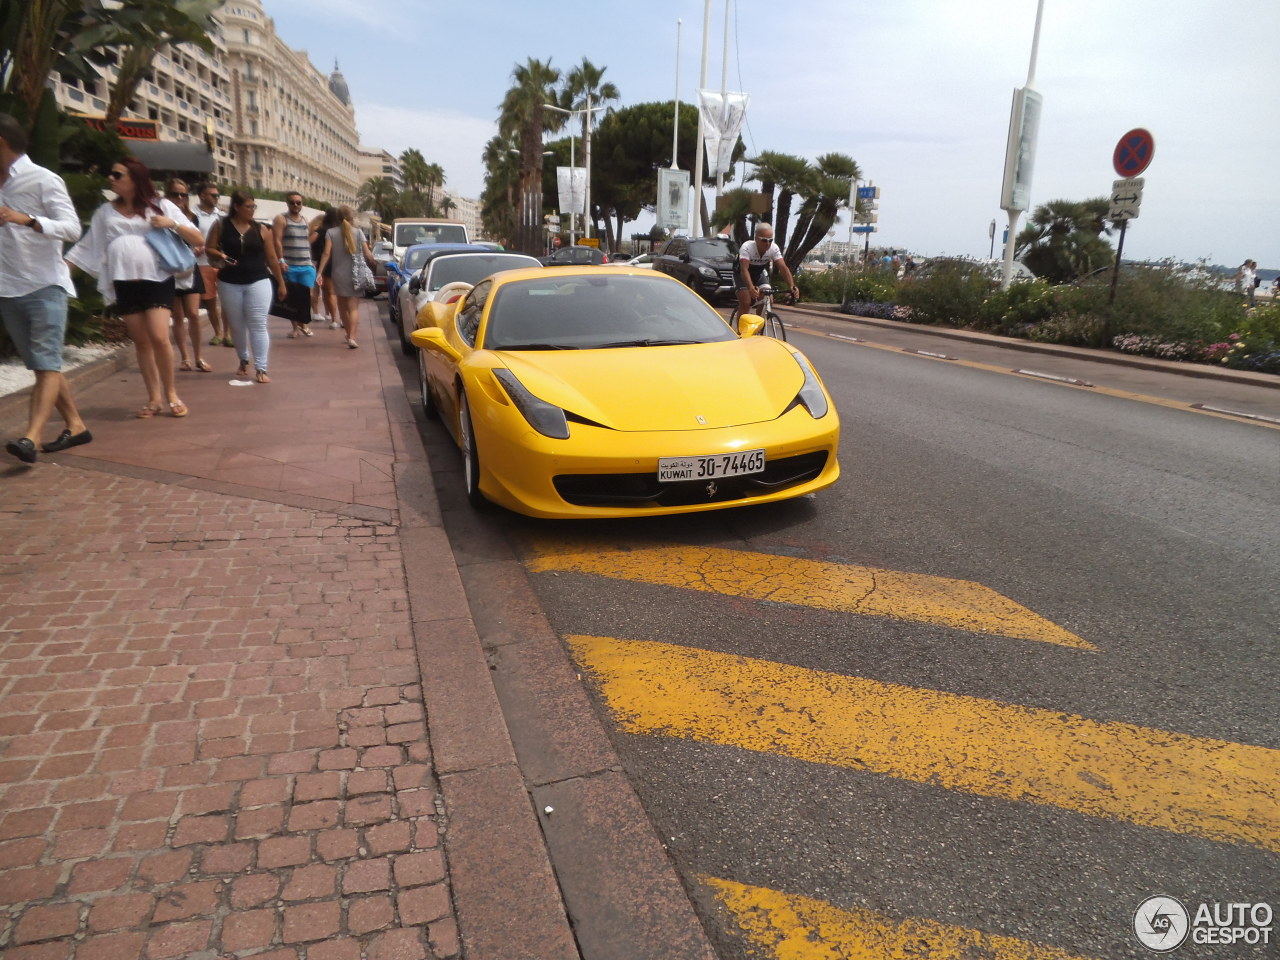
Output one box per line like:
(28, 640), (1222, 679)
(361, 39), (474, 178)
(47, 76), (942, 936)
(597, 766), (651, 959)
(218, 278), (272, 372)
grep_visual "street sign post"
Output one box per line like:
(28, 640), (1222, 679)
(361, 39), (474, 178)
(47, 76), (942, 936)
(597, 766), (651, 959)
(1112, 128), (1155, 178)
(1108, 131), (1154, 306)
(1108, 176), (1144, 220)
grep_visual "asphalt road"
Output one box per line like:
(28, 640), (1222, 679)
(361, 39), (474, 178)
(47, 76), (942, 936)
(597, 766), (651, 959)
(389, 303), (1280, 960)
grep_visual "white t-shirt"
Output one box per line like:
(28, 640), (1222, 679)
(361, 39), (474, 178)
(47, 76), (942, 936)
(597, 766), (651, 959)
(194, 206), (222, 267)
(66, 197), (188, 304)
(740, 239), (784, 271)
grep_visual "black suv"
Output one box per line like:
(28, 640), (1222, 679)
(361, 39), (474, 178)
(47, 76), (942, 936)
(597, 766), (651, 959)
(653, 236), (740, 302)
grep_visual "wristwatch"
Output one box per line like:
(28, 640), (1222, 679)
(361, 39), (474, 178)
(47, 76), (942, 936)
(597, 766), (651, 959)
(25, 215), (39, 230)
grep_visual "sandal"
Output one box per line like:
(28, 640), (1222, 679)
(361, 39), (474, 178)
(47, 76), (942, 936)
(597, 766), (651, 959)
(137, 403), (160, 419)
(287, 330), (299, 339)
(255, 369), (271, 383)
(237, 360), (249, 377)
(195, 359), (212, 372)
(222, 337), (234, 347)
(168, 400), (189, 418)
(178, 359), (193, 372)
(301, 326), (313, 337)
(208, 336), (221, 346)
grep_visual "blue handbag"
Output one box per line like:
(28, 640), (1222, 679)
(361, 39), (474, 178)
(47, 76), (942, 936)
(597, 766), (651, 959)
(146, 227), (197, 274)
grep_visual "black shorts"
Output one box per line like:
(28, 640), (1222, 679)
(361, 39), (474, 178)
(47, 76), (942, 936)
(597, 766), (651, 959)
(734, 264), (768, 291)
(114, 278), (176, 315)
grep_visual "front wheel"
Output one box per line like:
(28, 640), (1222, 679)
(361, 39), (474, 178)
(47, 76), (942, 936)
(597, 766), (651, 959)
(763, 310), (787, 341)
(458, 390), (485, 507)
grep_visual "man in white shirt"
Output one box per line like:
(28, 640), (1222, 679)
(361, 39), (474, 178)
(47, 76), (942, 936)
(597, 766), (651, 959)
(193, 180), (229, 345)
(736, 222), (798, 318)
(0, 113), (91, 463)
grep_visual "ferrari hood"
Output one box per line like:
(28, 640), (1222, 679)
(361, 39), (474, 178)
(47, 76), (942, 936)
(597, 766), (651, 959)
(491, 339), (806, 431)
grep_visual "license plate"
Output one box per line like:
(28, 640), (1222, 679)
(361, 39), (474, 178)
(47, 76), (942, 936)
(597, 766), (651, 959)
(657, 449), (765, 482)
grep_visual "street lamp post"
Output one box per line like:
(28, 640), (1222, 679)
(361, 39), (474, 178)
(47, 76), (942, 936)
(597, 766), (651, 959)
(545, 100), (607, 244)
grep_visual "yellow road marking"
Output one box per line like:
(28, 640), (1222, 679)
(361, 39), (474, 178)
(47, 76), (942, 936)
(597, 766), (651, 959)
(567, 635), (1280, 852)
(703, 876), (1099, 960)
(791, 322), (1280, 431)
(526, 540), (1092, 649)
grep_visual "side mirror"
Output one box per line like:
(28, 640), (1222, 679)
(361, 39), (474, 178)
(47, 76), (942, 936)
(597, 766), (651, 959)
(408, 276), (421, 294)
(737, 314), (766, 338)
(410, 325), (461, 362)
(680, 254), (691, 263)
(415, 300), (454, 330)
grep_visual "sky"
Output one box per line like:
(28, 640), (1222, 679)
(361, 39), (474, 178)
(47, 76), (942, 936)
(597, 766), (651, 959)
(262, 0), (1277, 267)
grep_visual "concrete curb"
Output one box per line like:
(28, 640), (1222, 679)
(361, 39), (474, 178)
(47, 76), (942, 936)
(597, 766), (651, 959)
(0, 344), (134, 432)
(788, 302), (1280, 390)
(380, 307), (716, 960)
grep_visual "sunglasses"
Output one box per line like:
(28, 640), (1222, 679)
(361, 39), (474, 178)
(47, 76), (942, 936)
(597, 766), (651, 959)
(108, 170), (126, 180)
(168, 192), (188, 199)
(287, 199), (302, 205)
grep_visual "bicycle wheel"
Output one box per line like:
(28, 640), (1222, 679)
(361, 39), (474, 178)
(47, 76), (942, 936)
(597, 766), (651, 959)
(727, 306), (741, 333)
(764, 310), (787, 341)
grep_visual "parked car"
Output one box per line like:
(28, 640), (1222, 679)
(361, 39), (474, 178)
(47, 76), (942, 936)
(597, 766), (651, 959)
(408, 266), (839, 518)
(385, 243), (477, 326)
(538, 245), (609, 267)
(652, 236), (740, 302)
(623, 253), (656, 268)
(395, 249), (541, 355)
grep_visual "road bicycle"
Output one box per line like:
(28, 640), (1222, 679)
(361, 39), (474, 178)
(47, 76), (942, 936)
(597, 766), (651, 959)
(728, 283), (793, 341)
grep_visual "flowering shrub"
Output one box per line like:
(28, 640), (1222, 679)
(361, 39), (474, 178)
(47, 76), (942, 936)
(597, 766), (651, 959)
(840, 301), (901, 320)
(1112, 334), (1200, 361)
(1026, 313), (1108, 346)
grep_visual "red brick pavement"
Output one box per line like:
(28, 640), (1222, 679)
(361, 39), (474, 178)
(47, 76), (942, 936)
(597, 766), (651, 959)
(0, 309), (459, 959)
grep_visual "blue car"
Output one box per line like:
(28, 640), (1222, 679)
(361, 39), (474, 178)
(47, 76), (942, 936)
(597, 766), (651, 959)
(384, 243), (502, 327)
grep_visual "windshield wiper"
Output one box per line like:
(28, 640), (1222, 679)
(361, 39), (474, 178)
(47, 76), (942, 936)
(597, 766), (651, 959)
(493, 342), (577, 350)
(592, 338), (703, 348)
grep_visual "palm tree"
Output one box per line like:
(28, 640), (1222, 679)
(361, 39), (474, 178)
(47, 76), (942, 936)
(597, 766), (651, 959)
(498, 58), (563, 253)
(748, 151), (811, 249)
(560, 58), (619, 237)
(1015, 198), (1115, 283)
(480, 134), (520, 244)
(356, 176), (397, 219)
(438, 195), (456, 217)
(103, 0), (221, 125)
(399, 148), (430, 214)
(710, 188), (756, 244)
(423, 162), (446, 216)
(784, 152), (859, 273)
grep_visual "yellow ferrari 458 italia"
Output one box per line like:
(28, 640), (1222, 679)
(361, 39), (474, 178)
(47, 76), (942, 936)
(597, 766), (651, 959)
(410, 266), (839, 519)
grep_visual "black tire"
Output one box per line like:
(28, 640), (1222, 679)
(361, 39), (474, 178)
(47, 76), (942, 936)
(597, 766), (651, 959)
(764, 310), (787, 341)
(458, 390), (485, 507)
(418, 350), (437, 419)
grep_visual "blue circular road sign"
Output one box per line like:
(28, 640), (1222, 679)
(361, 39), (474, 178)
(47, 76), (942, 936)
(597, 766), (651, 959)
(1113, 129), (1155, 178)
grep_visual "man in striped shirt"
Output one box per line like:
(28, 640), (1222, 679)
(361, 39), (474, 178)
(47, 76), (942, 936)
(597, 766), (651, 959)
(272, 191), (316, 337)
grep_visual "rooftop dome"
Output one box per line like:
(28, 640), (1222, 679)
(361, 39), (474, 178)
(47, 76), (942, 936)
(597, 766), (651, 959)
(328, 60), (351, 106)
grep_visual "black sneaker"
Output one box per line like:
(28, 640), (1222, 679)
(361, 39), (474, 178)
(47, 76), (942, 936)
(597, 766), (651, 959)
(5, 438), (37, 463)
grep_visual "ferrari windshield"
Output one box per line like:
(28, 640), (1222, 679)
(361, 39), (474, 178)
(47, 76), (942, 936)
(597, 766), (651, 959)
(484, 274), (737, 350)
(427, 254), (540, 291)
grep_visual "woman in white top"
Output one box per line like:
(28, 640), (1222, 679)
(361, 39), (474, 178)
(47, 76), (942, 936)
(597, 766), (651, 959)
(67, 157), (202, 418)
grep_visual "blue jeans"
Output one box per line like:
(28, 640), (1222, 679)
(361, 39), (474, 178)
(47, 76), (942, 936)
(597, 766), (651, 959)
(0, 286), (68, 372)
(218, 278), (272, 372)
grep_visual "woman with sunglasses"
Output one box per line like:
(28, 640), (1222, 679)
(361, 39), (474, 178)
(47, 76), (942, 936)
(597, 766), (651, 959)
(164, 178), (211, 373)
(66, 157), (203, 418)
(204, 190), (287, 382)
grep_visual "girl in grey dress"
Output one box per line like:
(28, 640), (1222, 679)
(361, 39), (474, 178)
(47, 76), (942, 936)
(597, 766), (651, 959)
(316, 205), (375, 348)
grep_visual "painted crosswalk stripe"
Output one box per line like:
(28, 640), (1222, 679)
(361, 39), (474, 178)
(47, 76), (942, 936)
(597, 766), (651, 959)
(567, 635), (1280, 852)
(703, 876), (1099, 960)
(526, 540), (1092, 649)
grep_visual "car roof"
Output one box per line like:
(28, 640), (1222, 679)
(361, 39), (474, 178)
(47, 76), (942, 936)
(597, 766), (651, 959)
(423, 251), (540, 275)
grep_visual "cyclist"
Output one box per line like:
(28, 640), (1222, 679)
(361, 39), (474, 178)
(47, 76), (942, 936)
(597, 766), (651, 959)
(736, 222), (798, 318)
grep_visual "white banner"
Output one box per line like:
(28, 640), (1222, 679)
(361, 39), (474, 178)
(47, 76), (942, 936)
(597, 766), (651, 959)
(556, 166), (586, 216)
(698, 90), (750, 178)
(999, 87), (1042, 213)
(657, 167), (690, 231)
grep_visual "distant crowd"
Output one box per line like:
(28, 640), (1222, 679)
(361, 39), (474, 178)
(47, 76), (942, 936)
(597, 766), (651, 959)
(1, 111), (378, 463)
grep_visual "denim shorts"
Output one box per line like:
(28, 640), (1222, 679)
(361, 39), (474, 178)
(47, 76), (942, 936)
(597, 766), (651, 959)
(0, 286), (68, 372)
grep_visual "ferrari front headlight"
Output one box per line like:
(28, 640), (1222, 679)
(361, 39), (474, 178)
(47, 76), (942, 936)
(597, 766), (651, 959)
(492, 369), (570, 439)
(791, 353), (829, 419)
